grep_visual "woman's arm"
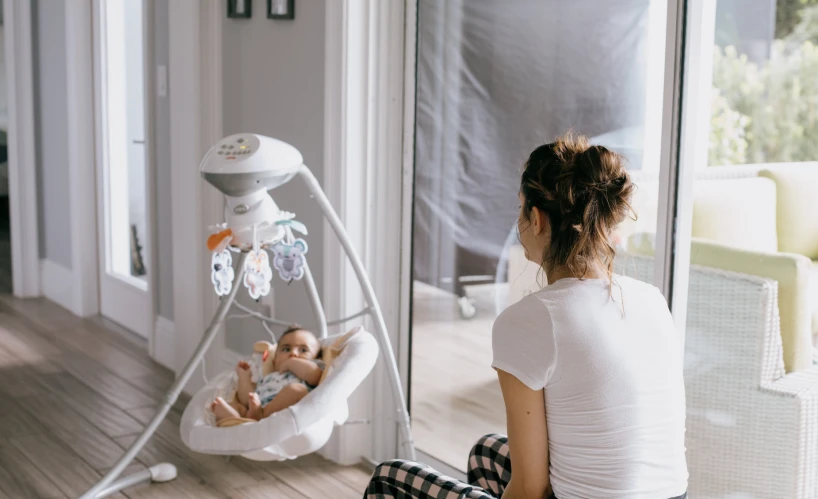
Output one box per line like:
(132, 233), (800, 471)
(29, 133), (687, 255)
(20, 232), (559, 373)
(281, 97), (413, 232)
(496, 368), (551, 499)
(280, 358), (323, 386)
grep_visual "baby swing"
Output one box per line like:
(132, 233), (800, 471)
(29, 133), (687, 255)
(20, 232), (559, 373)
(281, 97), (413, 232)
(80, 134), (416, 499)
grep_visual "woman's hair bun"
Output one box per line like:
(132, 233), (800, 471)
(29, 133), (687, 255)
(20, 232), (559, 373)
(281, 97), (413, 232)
(520, 131), (635, 277)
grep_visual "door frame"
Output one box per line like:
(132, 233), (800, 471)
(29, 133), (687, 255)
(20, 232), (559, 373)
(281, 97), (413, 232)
(167, 0), (224, 388)
(64, 0), (101, 317)
(90, 0), (156, 341)
(322, 0), (413, 465)
(4, 0), (40, 298)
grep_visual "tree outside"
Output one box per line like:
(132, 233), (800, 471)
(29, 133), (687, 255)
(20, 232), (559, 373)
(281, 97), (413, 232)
(709, 2), (818, 165)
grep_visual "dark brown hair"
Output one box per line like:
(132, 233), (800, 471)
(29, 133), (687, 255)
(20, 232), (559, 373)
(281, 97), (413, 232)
(281, 324), (306, 337)
(519, 132), (634, 281)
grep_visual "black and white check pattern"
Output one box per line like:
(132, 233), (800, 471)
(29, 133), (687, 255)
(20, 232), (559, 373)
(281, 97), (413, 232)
(366, 433), (688, 499)
(365, 434), (511, 499)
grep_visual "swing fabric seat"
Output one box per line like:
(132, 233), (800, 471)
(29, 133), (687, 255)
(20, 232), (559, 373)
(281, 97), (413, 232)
(180, 327), (379, 461)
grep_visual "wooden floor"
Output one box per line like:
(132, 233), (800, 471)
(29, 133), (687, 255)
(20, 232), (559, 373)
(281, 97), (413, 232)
(410, 281), (506, 472)
(0, 294), (372, 498)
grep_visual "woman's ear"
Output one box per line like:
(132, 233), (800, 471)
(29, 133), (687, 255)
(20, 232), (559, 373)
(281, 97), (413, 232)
(531, 206), (546, 236)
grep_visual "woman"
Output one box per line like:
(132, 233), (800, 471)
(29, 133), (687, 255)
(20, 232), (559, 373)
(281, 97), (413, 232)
(365, 133), (688, 499)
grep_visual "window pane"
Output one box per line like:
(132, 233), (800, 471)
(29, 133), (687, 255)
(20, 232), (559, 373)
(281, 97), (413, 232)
(680, 1), (818, 496)
(410, 0), (672, 471)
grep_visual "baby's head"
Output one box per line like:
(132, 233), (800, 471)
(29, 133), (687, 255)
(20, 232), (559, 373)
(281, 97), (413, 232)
(273, 325), (321, 367)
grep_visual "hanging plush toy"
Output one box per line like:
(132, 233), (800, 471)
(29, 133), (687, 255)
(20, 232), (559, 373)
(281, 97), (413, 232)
(270, 238), (308, 281)
(211, 250), (235, 296)
(244, 249), (273, 300)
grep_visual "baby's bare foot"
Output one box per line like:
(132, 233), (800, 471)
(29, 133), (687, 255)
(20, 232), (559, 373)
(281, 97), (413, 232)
(247, 392), (262, 420)
(211, 396), (240, 422)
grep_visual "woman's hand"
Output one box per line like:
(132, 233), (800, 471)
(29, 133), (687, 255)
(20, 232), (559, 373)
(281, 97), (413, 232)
(496, 368), (551, 499)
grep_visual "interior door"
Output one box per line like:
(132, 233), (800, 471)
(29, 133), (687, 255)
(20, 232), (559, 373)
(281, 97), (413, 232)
(94, 0), (151, 338)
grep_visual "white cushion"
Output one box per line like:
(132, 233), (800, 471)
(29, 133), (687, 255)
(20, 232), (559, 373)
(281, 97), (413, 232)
(692, 177), (778, 253)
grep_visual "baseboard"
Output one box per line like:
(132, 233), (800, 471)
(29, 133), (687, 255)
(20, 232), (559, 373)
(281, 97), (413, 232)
(153, 316), (176, 371)
(40, 259), (76, 314)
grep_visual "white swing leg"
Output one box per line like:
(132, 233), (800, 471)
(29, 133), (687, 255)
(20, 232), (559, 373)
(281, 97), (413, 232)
(299, 165), (416, 460)
(79, 254), (249, 499)
(283, 224), (329, 340)
(302, 260), (328, 339)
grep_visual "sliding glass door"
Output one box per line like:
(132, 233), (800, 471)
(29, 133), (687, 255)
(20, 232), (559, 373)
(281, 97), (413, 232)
(400, 1), (818, 495)
(408, 0), (681, 471)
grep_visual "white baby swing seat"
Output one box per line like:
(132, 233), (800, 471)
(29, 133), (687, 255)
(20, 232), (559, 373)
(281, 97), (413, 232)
(181, 327), (379, 460)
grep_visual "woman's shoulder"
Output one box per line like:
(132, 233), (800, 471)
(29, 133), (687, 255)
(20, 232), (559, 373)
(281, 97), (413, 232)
(493, 294), (552, 337)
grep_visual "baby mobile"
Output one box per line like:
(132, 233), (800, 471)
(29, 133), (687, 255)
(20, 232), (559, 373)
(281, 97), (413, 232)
(206, 210), (309, 300)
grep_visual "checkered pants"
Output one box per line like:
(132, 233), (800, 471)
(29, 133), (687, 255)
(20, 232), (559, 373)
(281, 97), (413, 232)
(365, 434), (515, 499)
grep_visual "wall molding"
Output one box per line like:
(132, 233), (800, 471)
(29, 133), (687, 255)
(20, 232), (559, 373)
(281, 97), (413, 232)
(4, 0), (41, 298)
(168, 0), (225, 391)
(65, 0), (100, 317)
(40, 259), (75, 313)
(322, 0), (411, 465)
(152, 316), (176, 371)
(169, 0), (204, 389)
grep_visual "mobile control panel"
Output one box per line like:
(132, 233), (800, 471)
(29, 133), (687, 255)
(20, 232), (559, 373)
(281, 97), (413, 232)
(214, 134), (259, 161)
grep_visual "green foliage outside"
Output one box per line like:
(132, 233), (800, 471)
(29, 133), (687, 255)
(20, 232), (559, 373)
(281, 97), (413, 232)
(709, 4), (818, 165)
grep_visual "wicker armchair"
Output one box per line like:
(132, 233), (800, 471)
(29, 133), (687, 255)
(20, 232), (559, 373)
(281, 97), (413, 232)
(616, 253), (818, 499)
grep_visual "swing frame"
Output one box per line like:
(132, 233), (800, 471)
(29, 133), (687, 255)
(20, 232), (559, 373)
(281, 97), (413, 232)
(79, 165), (415, 499)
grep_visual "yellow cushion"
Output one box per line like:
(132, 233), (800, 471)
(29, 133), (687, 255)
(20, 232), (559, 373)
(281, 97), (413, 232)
(691, 177), (778, 253)
(759, 165), (818, 259)
(691, 238), (814, 373)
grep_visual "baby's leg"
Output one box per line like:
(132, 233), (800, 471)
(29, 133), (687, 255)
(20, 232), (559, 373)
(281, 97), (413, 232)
(235, 361), (255, 406)
(228, 400), (248, 417)
(211, 397), (241, 422)
(246, 392), (262, 421)
(261, 383), (309, 419)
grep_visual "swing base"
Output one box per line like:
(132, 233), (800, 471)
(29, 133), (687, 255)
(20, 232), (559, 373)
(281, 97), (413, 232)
(91, 464), (178, 499)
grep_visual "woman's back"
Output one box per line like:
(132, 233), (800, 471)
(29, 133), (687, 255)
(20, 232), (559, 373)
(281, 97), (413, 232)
(492, 275), (688, 499)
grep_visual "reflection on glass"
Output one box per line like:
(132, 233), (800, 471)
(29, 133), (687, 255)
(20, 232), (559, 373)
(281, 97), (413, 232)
(410, 0), (670, 470)
(103, 0), (147, 280)
(677, 1), (818, 496)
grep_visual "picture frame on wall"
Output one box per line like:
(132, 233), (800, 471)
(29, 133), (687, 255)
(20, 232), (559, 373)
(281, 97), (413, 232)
(268, 0), (295, 20)
(227, 0), (251, 19)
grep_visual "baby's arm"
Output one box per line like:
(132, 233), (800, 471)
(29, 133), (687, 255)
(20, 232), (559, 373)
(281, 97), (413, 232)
(281, 358), (323, 386)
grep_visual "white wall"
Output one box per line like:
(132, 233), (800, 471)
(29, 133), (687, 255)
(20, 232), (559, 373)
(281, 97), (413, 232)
(32, 0), (72, 269)
(221, 0), (326, 353)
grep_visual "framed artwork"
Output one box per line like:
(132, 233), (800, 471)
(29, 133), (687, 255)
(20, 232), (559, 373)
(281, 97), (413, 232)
(268, 0), (294, 20)
(227, 0), (252, 19)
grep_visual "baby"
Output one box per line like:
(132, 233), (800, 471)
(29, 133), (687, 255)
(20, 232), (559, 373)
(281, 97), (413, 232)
(211, 325), (323, 423)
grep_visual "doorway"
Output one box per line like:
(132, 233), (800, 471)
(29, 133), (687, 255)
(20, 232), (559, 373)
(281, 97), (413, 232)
(93, 0), (152, 338)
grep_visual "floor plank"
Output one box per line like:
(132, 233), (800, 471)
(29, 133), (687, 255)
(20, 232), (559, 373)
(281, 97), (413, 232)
(231, 480), (308, 499)
(8, 434), (109, 498)
(34, 372), (145, 438)
(0, 441), (65, 499)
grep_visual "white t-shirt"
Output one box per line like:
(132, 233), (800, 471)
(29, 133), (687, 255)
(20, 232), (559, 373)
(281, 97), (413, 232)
(492, 275), (688, 499)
